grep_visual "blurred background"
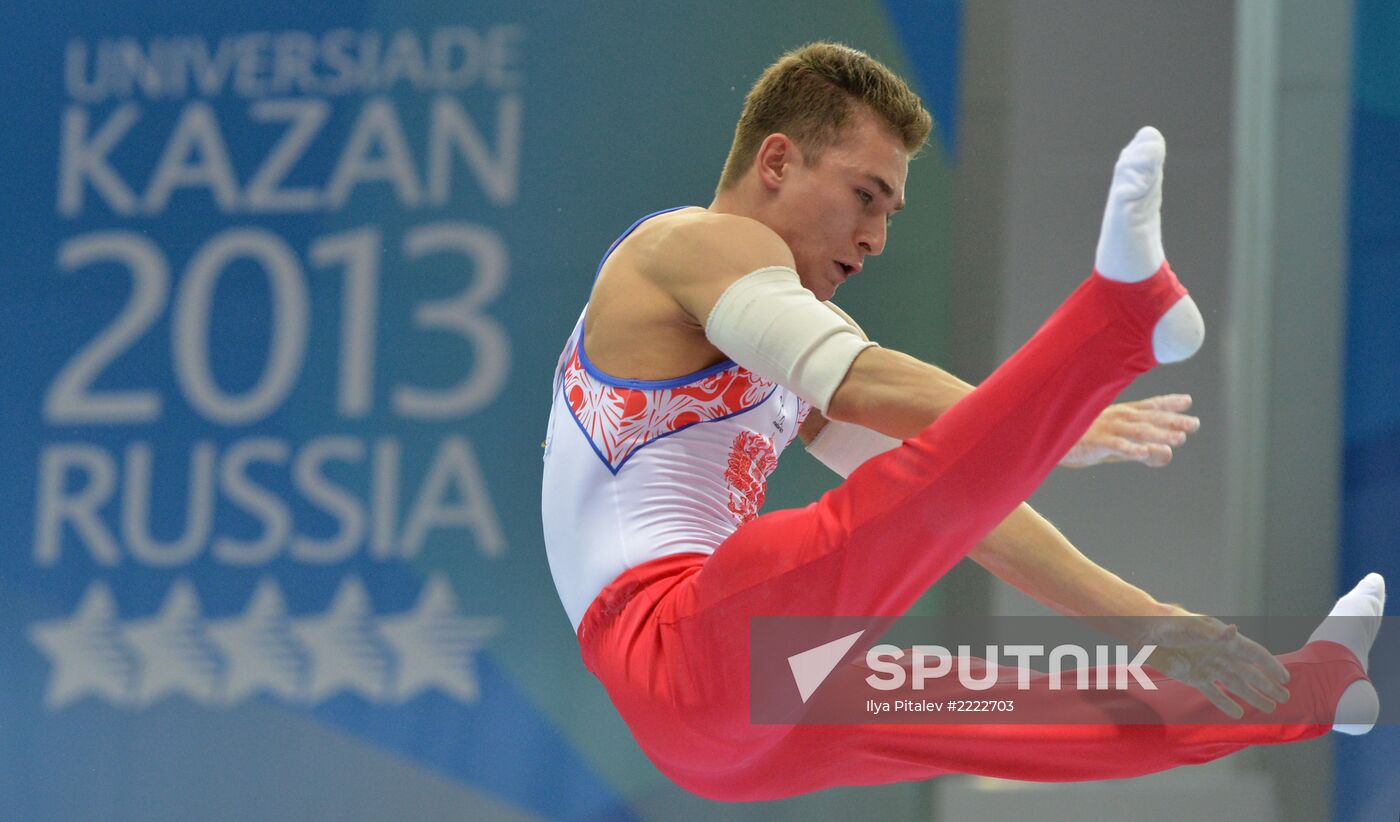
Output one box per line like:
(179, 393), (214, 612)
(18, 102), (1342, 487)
(0, 0), (1394, 819)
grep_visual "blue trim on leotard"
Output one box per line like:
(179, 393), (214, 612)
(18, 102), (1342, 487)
(559, 376), (779, 476)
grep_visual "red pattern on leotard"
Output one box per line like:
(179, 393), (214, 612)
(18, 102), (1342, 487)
(724, 431), (778, 523)
(563, 348), (775, 470)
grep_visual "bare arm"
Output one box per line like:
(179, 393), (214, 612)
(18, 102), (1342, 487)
(812, 307), (1196, 463)
(796, 302), (974, 442)
(969, 503), (1174, 621)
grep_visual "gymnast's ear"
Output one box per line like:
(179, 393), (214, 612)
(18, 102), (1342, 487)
(754, 133), (800, 191)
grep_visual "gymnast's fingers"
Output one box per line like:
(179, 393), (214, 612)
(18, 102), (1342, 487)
(1131, 393), (1193, 413)
(1198, 681), (1246, 719)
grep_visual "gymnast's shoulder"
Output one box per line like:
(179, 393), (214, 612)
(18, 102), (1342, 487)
(631, 208), (797, 321)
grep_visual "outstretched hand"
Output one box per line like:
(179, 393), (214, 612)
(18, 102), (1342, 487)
(1059, 394), (1200, 468)
(1135, 609), (1292, 719)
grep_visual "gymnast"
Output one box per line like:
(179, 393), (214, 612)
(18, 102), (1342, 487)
(539, 41), (1383, 800)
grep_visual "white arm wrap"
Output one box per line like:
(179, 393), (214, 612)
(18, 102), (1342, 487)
(806, 418), (902, 477)
(703, 266), (877, 413)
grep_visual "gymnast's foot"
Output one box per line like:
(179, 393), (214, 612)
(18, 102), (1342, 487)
(1308, 573), (1385, 734)
(1093, 126), (1205, 364)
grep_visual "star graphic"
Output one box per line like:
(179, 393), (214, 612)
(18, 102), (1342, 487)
(289, 576), (392, 703)
(378, 574), (501, 703)
(28, 582), (137, 709)
(205, 578), (307, 705)
(123, 579), (221, 706)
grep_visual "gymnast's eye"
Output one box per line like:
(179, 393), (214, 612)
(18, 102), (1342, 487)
(856, 189), (873, 205)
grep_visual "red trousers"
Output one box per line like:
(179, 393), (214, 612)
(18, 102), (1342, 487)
(576, 266), (1367, 801)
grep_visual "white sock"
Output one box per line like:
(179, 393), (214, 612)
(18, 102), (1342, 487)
(1308, 573), (1386, 734)
(1093, 126), (1204, 364)
(1095, 127), (1166, 283)
(1333, 681), (1380, 736)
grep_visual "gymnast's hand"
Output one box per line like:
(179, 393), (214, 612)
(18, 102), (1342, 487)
(1134, 608), (1292, 719)
(1058, 394), (1200, 468)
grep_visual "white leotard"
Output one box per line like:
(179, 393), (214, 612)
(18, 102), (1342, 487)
(541, 210), (810, 630)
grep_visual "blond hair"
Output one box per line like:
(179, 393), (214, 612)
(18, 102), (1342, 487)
(718, 42), (933, 192)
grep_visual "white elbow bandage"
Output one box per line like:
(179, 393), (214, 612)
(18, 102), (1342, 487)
(703, 266), (877, 412)
(806, 419), (902, 477)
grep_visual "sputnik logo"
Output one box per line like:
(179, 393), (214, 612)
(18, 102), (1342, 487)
(787, 629), (865, 703)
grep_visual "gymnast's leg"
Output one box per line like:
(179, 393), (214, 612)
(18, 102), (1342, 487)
(668, 577), (1383, 801)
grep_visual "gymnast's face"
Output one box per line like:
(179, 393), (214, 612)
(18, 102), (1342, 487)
(759, 109), (909, 302)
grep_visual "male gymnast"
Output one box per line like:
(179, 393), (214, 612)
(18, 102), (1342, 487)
(540, 42), (1384, 800)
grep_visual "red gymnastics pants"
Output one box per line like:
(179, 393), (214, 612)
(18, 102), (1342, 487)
(574, 265), (1368, 802)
